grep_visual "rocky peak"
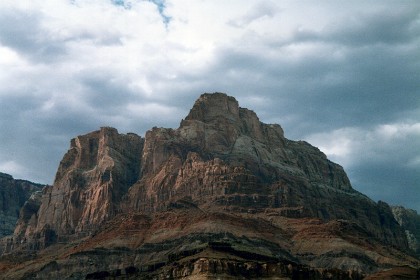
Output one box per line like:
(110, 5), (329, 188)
(59, 127), (120, 177)
(185, 93), (279, 139)
(179, 93), (285, 162)
(185, 92), (240, 123)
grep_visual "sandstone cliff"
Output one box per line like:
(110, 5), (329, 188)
(2, 93), (419, 279)
(0, 172), (43, 237)
(32, 127), (144, 239)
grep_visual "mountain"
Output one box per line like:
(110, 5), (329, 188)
(0, 93), (419, 279)
(0, 172), (44, 238)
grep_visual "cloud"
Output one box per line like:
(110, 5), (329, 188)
(306, 123), (420, 166)
(0, 161), (26, 177)
(305, 122), (420, 210)
(325, 8), (420, 47)
(228, 1), (279, 27)
(0, 8), (66, 62)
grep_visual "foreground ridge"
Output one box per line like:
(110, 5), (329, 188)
(0, 92), (419, 279)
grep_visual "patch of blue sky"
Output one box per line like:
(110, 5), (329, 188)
(111, 0), (132, 9)
(110, 0), (171, 25)
(148, 0), (171, 25)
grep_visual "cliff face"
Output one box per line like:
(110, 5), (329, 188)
(0, 172), (43, 237)
(3, 92), (419, 279)
(11, 93), (409, 247)
(127, 93), (352, 208)
(392, 206), (420, 254)
(23, 127), (144, 241)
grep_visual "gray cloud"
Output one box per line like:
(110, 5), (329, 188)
(202, 32), (419, 136)
(325, 8), (420, 47)
(349, 163), (420, 212)
(306, 123), (420, 211)
(228, 1), (279, 27)
(0, 9), (67, 62)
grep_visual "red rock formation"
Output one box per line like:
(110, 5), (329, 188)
(3, 92), (419, 279)
(32, 127), (143, 239)
(125, 93), (407, 249)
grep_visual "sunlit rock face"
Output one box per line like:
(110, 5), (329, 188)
(4, 93), (418, 279)
(27, 127), (144, 241)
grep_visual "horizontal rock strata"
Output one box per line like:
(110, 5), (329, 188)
(2, 92), (418, 279)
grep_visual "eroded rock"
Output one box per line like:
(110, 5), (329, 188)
(3, 92), (419, 279)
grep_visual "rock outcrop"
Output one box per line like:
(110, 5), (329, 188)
(31, 127), (144, 240)
(392, 206), (420, 254)
(0, 172), (43, 237)
(2, 92), (419, 279)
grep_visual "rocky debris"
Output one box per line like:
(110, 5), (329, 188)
(0, 172), (44, 237)
(148, 257), (365, 280)
(84, 256), (365, 280)
(2, 92), (419, 279)
(364, 265), (420, 280)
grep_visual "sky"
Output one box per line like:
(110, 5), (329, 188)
(0, 0), (419, 212)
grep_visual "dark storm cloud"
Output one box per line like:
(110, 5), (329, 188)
(182, 3), (420, 212)
(78, 74), (142, 112)
(306, 122), (420, 211)
(325, 8), (420, 47)
(206, 40), (419, 137)
(349, 163), (420, 212)
(203, 4), (420, 139)
(286, 5), (420, 47)
(0, 95), (63, 182)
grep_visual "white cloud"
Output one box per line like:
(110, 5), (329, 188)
(376, 123), (420, 139)
(305, 122), (420, 168)
(0, 46), (22, 65)
(0, 161), (26, 177)
(228, 1), (279, 27)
